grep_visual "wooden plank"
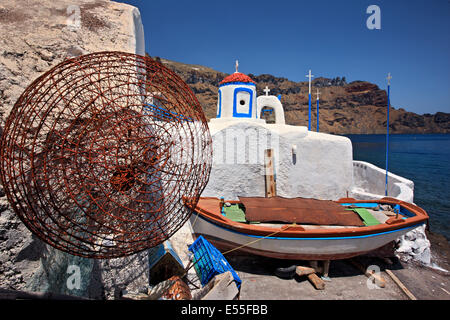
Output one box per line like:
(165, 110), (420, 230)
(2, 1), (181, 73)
(264, 149), (276, 197)
(202, 271), (239, 300)
(295, 266), (316, 277)
(349, 259), (386, 288)
(307, 273), (325, 290)
(121, 292), (153, 300)
(385, 269), (417, 300)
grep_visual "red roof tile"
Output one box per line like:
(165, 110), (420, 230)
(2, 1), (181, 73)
(219, 72), (256, 85)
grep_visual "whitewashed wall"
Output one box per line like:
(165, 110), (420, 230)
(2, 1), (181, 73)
(350, 160), (414, 203)
(201, 120), (354, 201)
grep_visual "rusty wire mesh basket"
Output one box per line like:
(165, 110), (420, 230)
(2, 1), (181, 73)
(0, 51), (212, 258)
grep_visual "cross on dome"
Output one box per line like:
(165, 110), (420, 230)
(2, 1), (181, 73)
(316, 88), (321, 100)
(235, 60), (239, 73)
(264, 86), (270, 96)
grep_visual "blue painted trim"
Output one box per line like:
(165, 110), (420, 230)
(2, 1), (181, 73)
(316, 98), (320, 132)
(341, 202), (416, 217)
(245, 224), (422, 240)
(385, 84), (390, 196)
(308, 93), (312, 130)
(219, 81), (256, 88)
(233, 87), (253, 118)
(399, 206), (415, 217)
(144, 103), (193, 122)
(217, 89), (222, 118)
(261, 107), (273, 115)
(193, 212), (423, 241)
(340, 203), (379, 208)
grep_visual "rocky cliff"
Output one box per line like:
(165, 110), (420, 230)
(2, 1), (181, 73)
(155, 56), (450, 134)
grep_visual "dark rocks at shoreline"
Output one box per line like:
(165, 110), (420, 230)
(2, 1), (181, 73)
(426, 230), (450, 273)
(433, 112), (450, 130)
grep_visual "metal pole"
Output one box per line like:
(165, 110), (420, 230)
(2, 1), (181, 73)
(316, 89), (320, 132)
(306, 70), (314, 131)
(308, 93), (312, 130)
(385, 73), (391, 196)
(317, 98), (319, 132)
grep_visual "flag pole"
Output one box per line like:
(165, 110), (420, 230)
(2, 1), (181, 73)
(316, 88), (321, 132)
(306, 70), (314, 130)
(385, 73), (392, 196)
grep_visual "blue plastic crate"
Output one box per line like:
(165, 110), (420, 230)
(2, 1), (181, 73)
(188, 236), (241, 288)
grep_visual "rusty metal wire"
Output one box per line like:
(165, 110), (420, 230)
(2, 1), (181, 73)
(0, 52), (212, 258)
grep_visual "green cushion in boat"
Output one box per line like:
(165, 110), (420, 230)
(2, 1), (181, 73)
(224, 204), (247, 223)
(347, 208), (380, 226)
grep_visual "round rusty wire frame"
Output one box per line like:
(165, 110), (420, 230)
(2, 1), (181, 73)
(0, 52), (212, 258)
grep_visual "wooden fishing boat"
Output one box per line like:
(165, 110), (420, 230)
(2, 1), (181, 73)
(184, 196), (429, 260)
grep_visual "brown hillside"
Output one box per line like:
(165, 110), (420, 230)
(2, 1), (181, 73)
(151, 55), (449, 134)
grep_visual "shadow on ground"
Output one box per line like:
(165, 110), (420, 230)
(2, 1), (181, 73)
(226, 252), (405, 279)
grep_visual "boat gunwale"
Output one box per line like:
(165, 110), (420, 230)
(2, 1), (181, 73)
(186, 197), (429, 239)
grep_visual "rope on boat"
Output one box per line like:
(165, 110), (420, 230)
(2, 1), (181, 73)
(190, 209), (295, 255)
(191, 209), (200, 229)
(221, 224), (296, 255)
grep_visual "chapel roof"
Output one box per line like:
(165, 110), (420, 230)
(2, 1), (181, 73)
(219, 72), (256, 85)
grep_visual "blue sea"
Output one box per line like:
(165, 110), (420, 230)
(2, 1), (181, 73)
(345, 134), (450, 241)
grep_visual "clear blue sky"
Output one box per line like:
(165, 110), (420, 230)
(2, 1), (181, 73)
(117, 0), (449, 115)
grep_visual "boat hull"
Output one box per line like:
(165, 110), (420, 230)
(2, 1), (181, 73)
(189, 213), (423, 260)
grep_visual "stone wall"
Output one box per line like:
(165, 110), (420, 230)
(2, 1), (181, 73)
(0, 0), (148, 299)
(0, 0), (144, 124)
